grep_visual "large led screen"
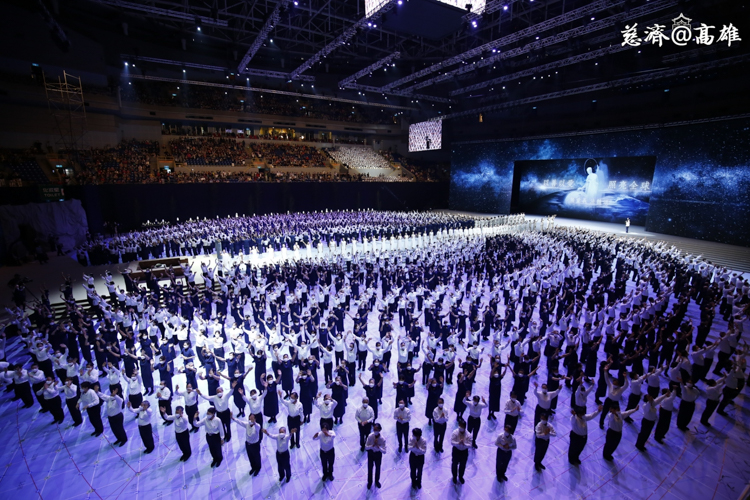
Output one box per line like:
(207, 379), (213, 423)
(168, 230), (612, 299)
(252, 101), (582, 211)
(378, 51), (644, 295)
(449, 117), (750, 247)
(515, 156), (656, 225)
(449, 143), (514, 213)
(409, 120), (442, 152)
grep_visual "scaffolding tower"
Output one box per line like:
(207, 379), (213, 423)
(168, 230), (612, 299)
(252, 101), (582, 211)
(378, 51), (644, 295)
(44, 71), (87, 151)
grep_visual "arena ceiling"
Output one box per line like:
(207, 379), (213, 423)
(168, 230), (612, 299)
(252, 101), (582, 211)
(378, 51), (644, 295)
(8, 0), (749, 122)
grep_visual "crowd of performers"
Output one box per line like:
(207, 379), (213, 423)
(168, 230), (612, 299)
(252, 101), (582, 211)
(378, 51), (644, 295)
(74, 210), (502, 266)
(2, 213), (748, 490)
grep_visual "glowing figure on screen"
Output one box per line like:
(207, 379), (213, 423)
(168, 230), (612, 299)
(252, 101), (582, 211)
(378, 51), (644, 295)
(584, 167), (598, 200)
(566, 159), (609, 206)
(582, 159), (608, 201)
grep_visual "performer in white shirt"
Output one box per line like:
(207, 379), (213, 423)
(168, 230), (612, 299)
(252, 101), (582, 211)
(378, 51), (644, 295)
(279, 390), (303, 449)
(355, 398), (375, 452)
(450, 419), (472, 484)
(534, 411), (556, 471)
(432, 398), (449, 452)
(127, 400), (154, 454)
(603, 402), (638, 461)
(232, 412), (262, 476)
(98, 386), (127, 446)
(408, 427), (427, 489)
(263, 427), (294, 483)
(79, 381), (104, 436)
(365, 423), (387, 489)
(495, 425), (517, 482)
(312, 424), (337, 481)
(393, 399), (411, 453)
(568, 405), (602, 465)
(195, 407), (226, 467)
(162, 406), (192, 461)
(463, 393), (487, 449)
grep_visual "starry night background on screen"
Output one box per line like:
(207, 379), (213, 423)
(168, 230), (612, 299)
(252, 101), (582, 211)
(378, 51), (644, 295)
(514, 156), (656, 225)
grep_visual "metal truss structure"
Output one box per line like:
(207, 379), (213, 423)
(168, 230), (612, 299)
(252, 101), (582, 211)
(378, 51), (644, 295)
(339, 52), (401, 89)
(121, 55), (315, 82)
(441, 53), (750, 119)
(72, 0), (747, 124)
(44, 71), (87, 151)
(382, 0), (625, 91)
(449, 44), (628, 97)
(122, 73), (415, 110)
(238, 0), (290, 75)
(289, 0), (397, 79)
(343, 83), (455, 104)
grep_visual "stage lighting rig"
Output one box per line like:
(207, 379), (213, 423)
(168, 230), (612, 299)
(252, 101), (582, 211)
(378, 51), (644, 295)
(386, 0), (679, 95)
(121, 55), (314, 82)
(237, 0), (289, 74)
(450, 44), (628, 97)
(88, 0), (229, 26)
(338, 52), (401, 89)
(290, 0), (397, 80)
(382, 0), (629, 92)
(442, 53), (750, 120)
(345, 83), (454, 104)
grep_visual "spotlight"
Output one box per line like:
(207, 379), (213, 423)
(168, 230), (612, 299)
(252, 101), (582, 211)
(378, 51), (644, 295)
(294, 1), (298, 4)
(270, 39), (273, 43)
(503, 5), (508, 10)
(471, 20), (477, 28)
(197, 26), (201, 32)
(124, 62), (128, 66)
(398, 0), (402, 4)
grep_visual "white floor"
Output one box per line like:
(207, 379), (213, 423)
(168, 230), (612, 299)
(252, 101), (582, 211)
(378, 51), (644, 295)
(1, 226), (749, 500)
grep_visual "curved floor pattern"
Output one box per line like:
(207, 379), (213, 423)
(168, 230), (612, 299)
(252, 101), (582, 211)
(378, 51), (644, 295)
(1, 233), (749, 499)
